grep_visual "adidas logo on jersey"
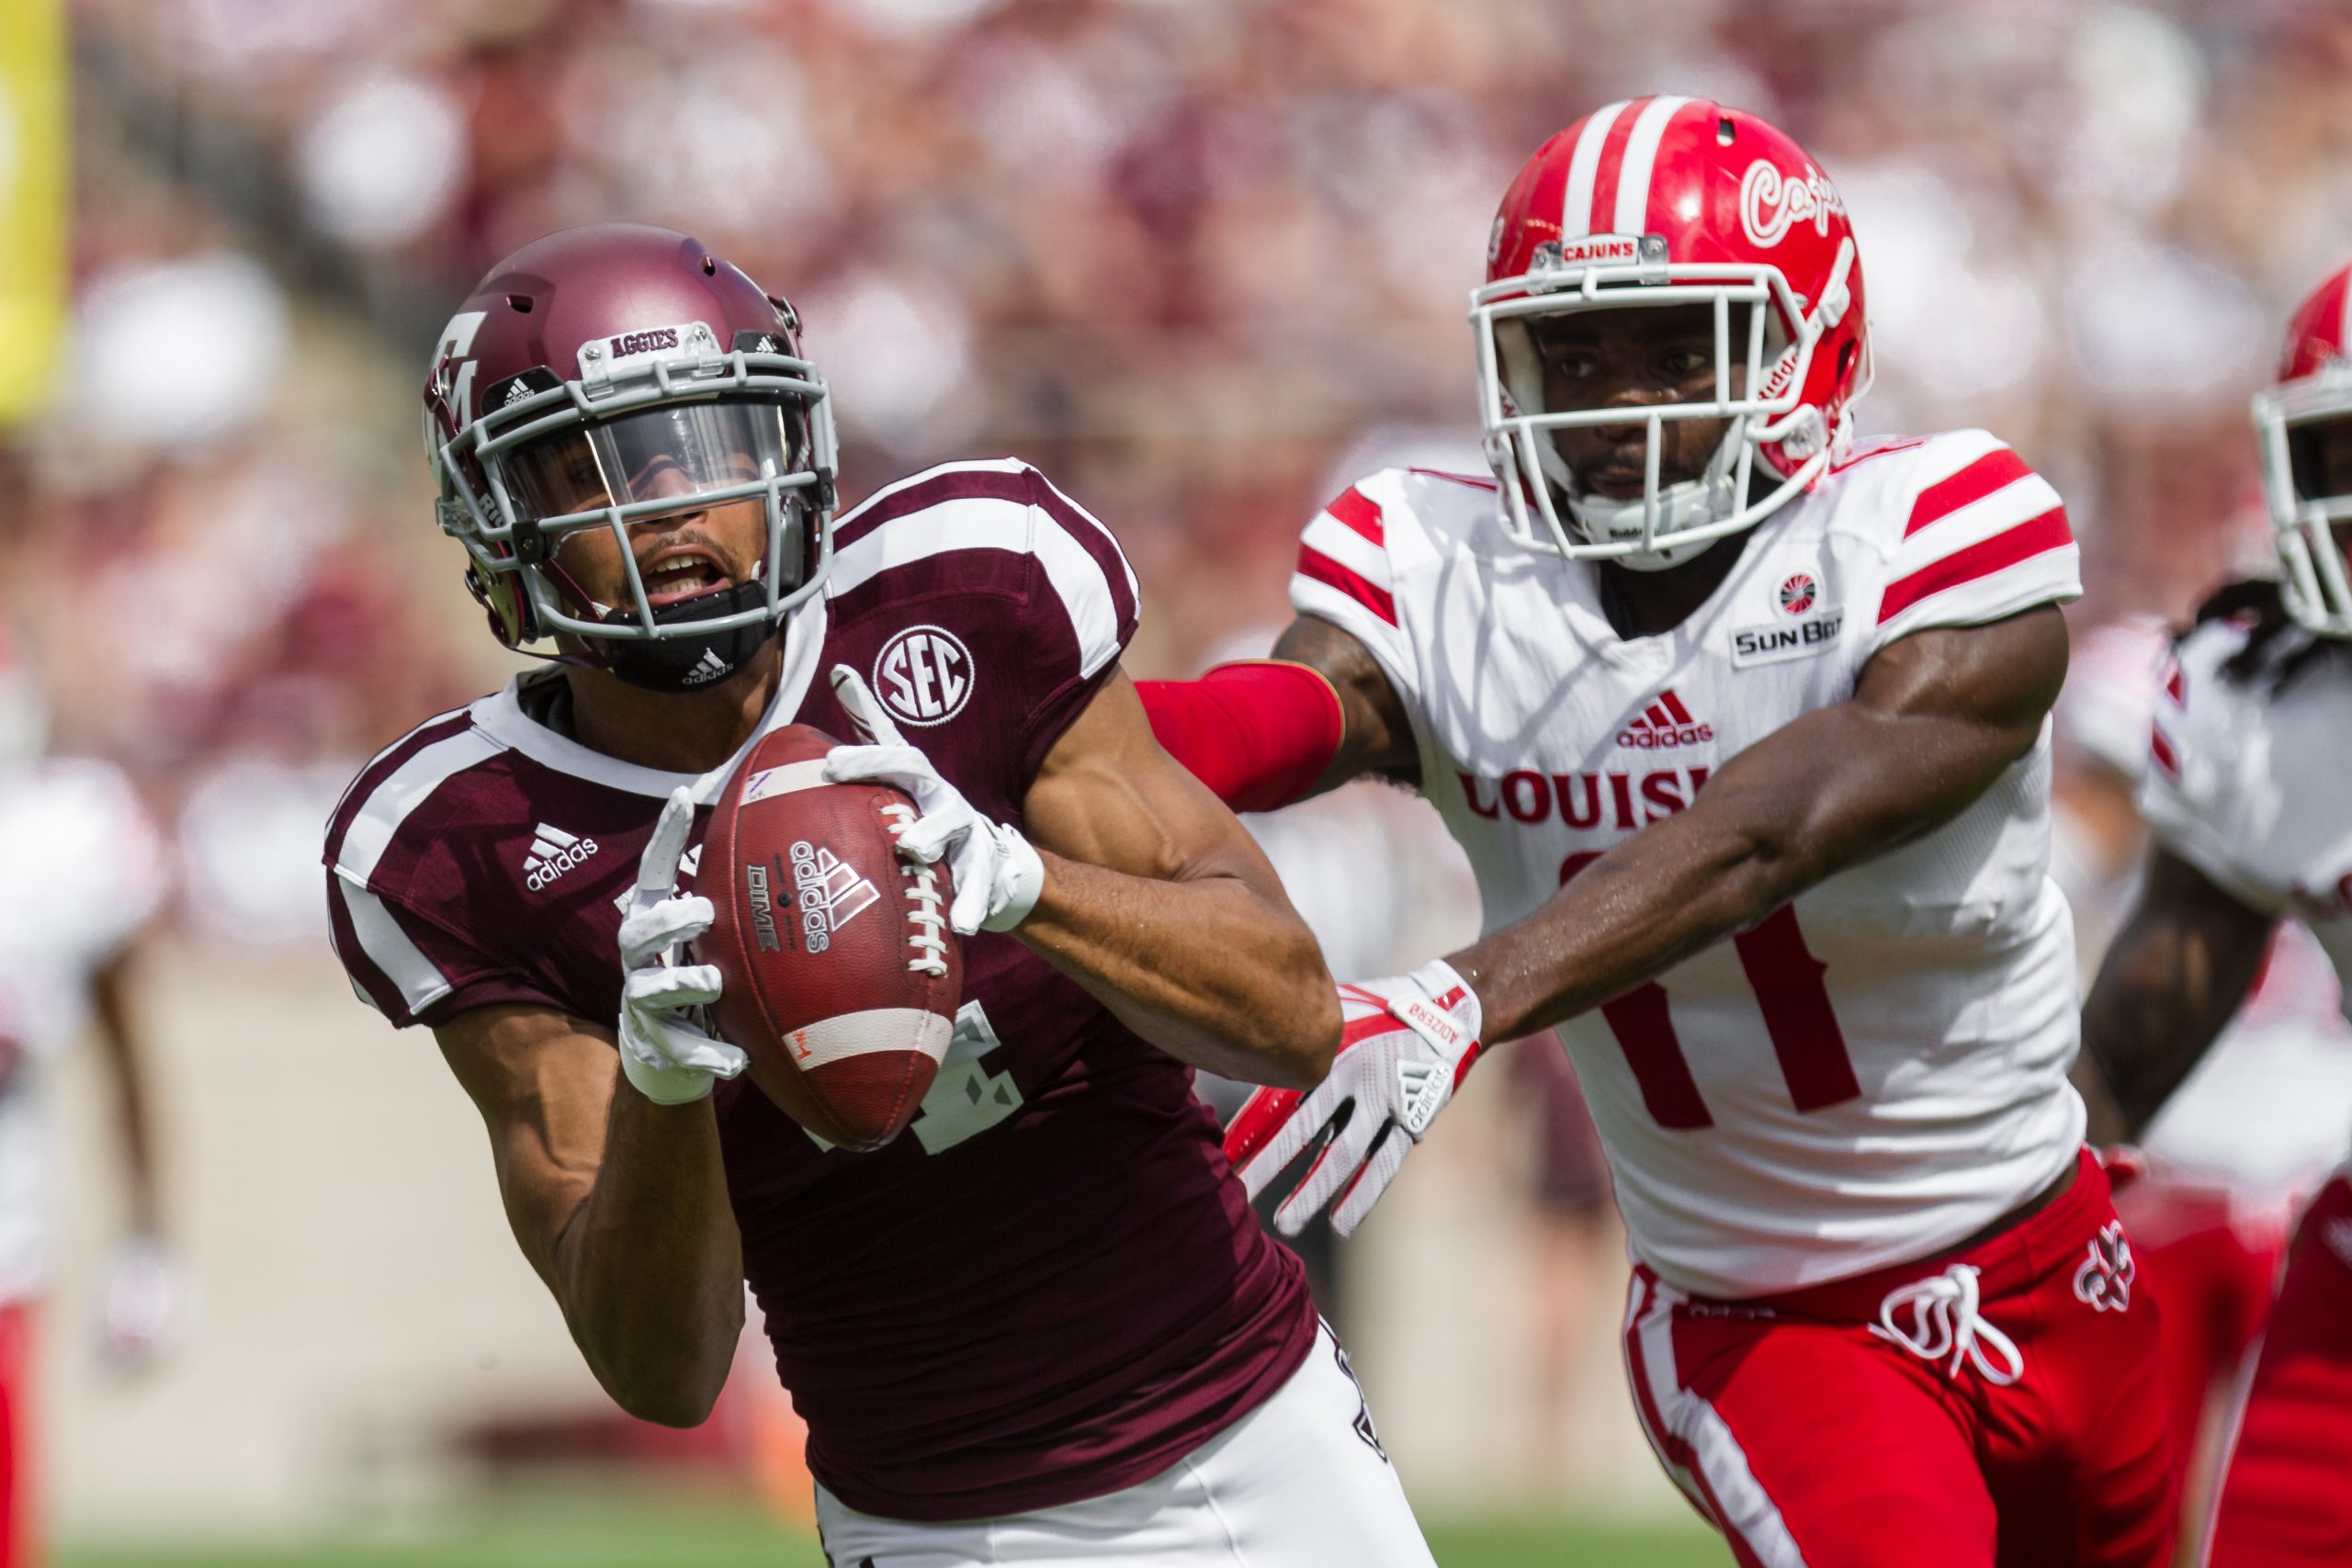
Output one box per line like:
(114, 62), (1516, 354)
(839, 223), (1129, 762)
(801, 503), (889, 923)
(1617, 691), (1713, 750)
(524, 823), (600, 891)
(681, 649), (732, 686)
(787, 839), (880, 954)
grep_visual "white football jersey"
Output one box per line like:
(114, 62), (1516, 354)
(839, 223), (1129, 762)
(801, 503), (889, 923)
(2142, 615), (2352, 1023)
(0, 758), (166, 1300)
(2052, 615), (2352, 1190)
(1291, 432), (2086, 1297)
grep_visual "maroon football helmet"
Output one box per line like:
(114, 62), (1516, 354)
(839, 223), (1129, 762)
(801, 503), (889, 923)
(424, 224), (838, 689)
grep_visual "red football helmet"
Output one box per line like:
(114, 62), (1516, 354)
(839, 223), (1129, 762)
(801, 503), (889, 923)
(1473, 96), (1869, 568)
(2253, 261), (2352, 638)
(424, 224), (838, 687)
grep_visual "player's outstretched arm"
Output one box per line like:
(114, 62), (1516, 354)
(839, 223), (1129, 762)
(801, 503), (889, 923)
(1018, 670), (1344, 1087)
(2077, 850), (2275, 1145)
(435, 1005), (744, 1427)
(1457, 605), (2071, 1043)
(1135, 614), (1419, 808)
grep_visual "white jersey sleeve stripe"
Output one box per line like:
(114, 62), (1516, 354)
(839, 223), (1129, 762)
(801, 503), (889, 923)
(1300, 512), (1391, 585)
(1561, 100), (1632, 239)
(1873, 508), (2078, 648)
(332, 874), (456, 1017)
(1289, 570), (1418, 712)
(1032, 468), (1141, 609)
(831, 492), (1130, 679)
(1890, 472), (2066, 576)
(334, 727), (504, 883)
(1612, 96), (1692, 235)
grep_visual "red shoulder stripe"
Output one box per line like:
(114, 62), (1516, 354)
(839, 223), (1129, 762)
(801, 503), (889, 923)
(1876, 506), (2073, 626)
(1325, 487), (1385, 546)
(1905, 449), (2033, 538)
(1295, 543), (1397, 627)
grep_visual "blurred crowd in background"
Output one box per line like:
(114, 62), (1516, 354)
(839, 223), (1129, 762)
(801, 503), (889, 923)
(9, 0), (2352, 1543)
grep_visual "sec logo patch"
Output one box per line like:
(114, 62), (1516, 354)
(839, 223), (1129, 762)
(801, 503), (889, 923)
(874, 626), (974, 727)
(1779, 574), (1817, 615)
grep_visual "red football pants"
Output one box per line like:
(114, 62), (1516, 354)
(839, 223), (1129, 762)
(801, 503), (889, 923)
(0, 1303), (29, 1568)
(2202, 1171), (2352, 1567)
(1623, 1151), (2175, 1568)
(2113, 1177), (2289, 1513)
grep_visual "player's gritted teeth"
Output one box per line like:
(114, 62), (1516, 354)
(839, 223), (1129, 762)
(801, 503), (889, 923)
(637, 543), (734, 606)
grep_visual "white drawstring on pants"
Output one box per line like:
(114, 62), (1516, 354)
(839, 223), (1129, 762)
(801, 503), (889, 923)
(1867, 1264), (2024, 1386)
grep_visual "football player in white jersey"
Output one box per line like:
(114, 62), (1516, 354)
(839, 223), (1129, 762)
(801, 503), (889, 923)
(2053, 616), (2352, 1544)
(0, 630), (177, 1568)
(1140, 98), (2173, 1565)
(2078, 260), (2352, 1568)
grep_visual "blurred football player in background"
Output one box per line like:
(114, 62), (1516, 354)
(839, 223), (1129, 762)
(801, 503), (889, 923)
(2079, 260), (2352, 1568)
(2052, 616), (2352, 1543)
(323, 224), (1441, 1566)
(0, 621), (178, 1568)
(1145, 97), (2175, 1564)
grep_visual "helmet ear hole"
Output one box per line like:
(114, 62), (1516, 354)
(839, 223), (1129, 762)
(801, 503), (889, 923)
(702, 254), (718, 276)
(506, 294), (533, 313)
(1837, 341), (1857, 381)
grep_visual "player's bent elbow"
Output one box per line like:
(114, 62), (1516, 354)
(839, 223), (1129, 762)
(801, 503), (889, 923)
(599, 1353), (730, 1428)
(613, 1381), (722, 1430)
(1258, 956), (1343, 1089)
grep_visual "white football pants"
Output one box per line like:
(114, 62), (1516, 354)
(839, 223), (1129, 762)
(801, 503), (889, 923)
(812, 1321), (1437, 1567)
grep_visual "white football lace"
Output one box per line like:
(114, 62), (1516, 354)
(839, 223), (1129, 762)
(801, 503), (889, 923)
(878, 803), (949, 977)
(1867, 1264), (2023, 1387)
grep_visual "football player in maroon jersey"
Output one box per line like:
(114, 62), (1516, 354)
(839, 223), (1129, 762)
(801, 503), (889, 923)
(324, 224), (1438, 1564)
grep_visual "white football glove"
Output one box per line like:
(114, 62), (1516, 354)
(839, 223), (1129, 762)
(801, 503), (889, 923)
(96, 1233), (187, 1374)
(1223, 959), (1483, 1236)
(616, 787), (747, 1106)
(822, 665), (1044, 935)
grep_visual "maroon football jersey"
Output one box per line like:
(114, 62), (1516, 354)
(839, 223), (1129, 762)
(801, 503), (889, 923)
(323, 459), (1314, 1520)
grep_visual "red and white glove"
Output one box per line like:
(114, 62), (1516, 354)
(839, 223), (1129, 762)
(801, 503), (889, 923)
(824, 665), (1044, 935)
(1223, 959), (1482, 1237)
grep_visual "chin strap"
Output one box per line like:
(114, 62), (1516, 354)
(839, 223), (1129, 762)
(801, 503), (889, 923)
(1563, 420), (1747, 570)
(594, 580), (784, 693)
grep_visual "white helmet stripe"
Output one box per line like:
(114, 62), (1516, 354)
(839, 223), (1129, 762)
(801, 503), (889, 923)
(1561, 99), (1633, 239)
(1611, 96), (1691, 237)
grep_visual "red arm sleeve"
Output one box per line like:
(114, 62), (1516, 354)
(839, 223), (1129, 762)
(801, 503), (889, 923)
(1135, 660), (1345, 813)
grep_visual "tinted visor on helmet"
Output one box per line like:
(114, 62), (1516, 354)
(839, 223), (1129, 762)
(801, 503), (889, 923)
(2286, 414), (2352, 510)
(508, 400), (798, 525)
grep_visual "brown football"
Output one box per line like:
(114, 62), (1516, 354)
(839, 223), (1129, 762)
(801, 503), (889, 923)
(700, 724), (961, 1150)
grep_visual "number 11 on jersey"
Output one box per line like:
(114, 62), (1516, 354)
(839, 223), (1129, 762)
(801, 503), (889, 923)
(1560, 852), (1860, 1130)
